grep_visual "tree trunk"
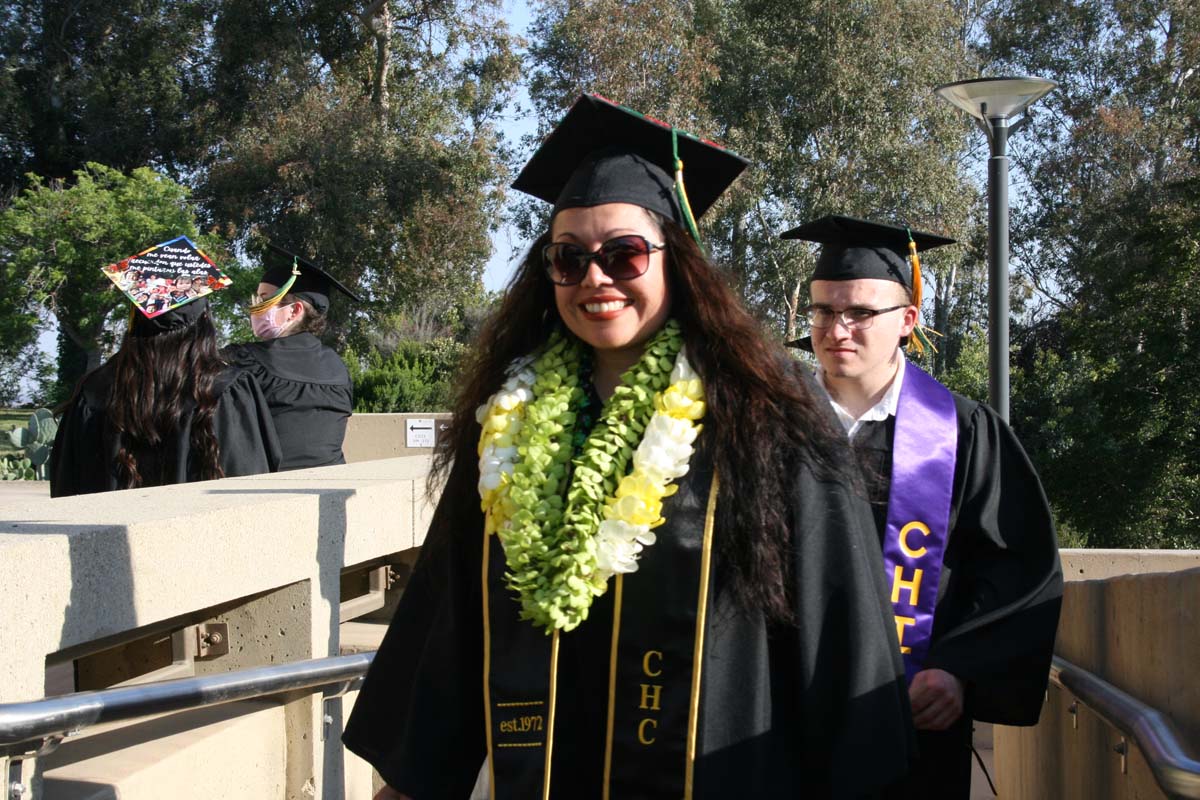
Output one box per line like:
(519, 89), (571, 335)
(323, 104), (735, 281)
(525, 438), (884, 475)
(360, 0), (392, 118)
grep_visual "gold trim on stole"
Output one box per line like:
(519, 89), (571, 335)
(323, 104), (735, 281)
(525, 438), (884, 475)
(684, 471), (719, 799)
(601, 574), (625, 800)
(542, 630), (561, 800)
(482, 524), (497, 800)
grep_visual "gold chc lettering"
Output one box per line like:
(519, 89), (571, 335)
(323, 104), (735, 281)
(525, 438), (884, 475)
(637, 649), (663, 746)
(894, 615), (916, 654)
(890, 565), (924, 606)
(899, 521), (930, 558)
(639, 683), (663, 711)
(638, 718), (658, 745)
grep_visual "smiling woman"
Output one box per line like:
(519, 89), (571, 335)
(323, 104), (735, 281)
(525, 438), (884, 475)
(343, 94), (917, 800)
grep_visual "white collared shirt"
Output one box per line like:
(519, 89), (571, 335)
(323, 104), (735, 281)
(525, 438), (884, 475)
(816, 351), (906, 440)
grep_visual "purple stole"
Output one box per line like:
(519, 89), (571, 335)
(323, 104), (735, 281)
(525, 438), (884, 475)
(881, 363), (957, 682)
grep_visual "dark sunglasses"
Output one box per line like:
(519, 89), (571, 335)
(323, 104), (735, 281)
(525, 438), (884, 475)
(543, 235), (665, 286)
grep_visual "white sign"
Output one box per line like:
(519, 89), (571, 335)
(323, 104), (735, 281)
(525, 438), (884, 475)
(405, 418), (437, 448)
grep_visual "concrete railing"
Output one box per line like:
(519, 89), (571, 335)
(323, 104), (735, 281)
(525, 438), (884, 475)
(4, 426), (1200, 800)
(0, 455), (437, 799)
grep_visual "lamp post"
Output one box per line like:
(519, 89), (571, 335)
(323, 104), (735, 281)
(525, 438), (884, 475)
(934, 76), (1056, 423)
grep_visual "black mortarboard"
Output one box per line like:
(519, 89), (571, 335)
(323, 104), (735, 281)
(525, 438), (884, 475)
(781, 215), (955, 353)
(780, 215), (955, 288)
(101, 236), (230, 336)
(260, 243), (363, 314)
(512, 94), (749, 229)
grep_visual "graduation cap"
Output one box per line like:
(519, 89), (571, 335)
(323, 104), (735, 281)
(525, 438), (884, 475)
(256, 243), (363, 315)
(780, 215), (956, 354)
(101, 236), (230, 336)
(512, 94), (749, 241)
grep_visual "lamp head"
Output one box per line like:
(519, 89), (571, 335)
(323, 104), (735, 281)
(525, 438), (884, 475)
(934, 76), (1057, 122)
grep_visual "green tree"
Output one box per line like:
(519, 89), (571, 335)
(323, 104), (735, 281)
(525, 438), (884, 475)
(0, 0), (215, 189)
(982, 0), (1200, 546)
(706, 0), (983, 346)
(0, 163), (227, 399)
(202, 0), (521, 348)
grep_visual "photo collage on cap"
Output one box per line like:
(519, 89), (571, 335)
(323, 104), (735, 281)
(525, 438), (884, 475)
(101, 236), (230, 318)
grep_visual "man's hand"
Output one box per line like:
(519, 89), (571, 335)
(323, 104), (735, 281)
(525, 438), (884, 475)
(909, 668), (964, 731)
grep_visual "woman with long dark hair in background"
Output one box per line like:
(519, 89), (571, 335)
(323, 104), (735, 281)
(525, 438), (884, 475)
(51, 282), (280, 497)
(344, 95), (915, 799)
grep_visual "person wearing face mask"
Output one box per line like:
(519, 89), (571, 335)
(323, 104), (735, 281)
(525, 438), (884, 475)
(784, 216), (1063, 799)
(343, 95), (916, 800)
(223, 245), (359, 471)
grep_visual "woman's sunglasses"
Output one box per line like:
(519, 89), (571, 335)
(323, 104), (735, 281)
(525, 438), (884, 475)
(543, 235), (665, 286)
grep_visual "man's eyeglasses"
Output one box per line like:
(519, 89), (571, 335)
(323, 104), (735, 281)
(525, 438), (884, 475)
(543, 235), (665, 286)
(804, 305), (906, 330)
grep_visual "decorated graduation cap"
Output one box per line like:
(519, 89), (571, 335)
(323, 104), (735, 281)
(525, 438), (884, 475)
(101, 236), (230, 336)
(512, 93), (749, 242)
(781, 215), (956, 355)
(254, 243), (363, 316)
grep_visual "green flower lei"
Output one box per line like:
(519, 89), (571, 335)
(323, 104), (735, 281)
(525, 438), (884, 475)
(498, 320), (683, 632)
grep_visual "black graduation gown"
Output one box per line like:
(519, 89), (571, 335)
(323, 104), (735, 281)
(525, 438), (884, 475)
(344, 436), (916, 799)
(49, 362), (281, 497)
(223, 333), (352, 471)
(853, 392), (1064, 798)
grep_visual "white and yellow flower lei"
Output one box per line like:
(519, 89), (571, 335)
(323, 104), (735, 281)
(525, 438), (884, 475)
(475, 320), (705, 633)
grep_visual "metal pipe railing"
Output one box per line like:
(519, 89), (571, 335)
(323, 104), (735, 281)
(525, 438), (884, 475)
(1052, 654), (1200, 798)
(0, 652), (373, 752)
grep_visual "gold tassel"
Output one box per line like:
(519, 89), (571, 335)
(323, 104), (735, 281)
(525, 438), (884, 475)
(906, 236), (941, 357)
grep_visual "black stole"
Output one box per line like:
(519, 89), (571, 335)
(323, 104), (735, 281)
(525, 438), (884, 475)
(483, 456), (717, 800)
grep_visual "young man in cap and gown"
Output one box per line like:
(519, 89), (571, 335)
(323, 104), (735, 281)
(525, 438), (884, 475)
(784, 215), (1063, 798)
(225, 245), (359, 471)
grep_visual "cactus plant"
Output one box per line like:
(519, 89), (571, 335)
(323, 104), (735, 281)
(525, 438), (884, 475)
(7, 409), (56, 480)
(0, 456), (35, 481)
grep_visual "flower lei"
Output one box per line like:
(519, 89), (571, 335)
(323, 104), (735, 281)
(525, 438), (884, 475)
(476, 320), (706, 633)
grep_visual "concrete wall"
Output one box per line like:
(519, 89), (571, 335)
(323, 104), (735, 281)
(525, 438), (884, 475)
(994, 549), (1200, 798)
(0, 456), (437, 800)
(342, 412), (452, 463)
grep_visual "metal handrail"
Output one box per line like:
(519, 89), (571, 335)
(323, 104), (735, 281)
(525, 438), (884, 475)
(1051, 654), (1200, 798)
(0, 652), (374, 752)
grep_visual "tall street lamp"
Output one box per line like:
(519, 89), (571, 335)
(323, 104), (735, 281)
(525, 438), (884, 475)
(934, 76), (1057, 423)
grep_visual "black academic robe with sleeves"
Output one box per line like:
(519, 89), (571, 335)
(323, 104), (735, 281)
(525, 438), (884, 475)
(853, 391), (1064, 799)
(223, 332), (352, 471)
(50, 361), (281, 497)
(343, 428), (917, 798)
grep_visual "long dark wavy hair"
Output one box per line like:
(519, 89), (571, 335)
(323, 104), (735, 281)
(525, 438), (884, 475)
(434, 212), (851, 623)
(106, 311), (228, 489)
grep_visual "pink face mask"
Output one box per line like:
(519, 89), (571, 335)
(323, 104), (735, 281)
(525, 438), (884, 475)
(250, 306), (289, 340)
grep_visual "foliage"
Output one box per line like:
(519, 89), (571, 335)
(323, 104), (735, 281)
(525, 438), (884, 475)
(704, 0), (982, 344)
(0, 455), (36, 481)
(201, 0), (521, 348)
(351, 337), (467, 412)
(1012, 179), (1200, 548)
(0, 0), (214, 189)
(982, 0), (1200, 547)
(7, 407), (55, 480)
(0, 162), (231, 397)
